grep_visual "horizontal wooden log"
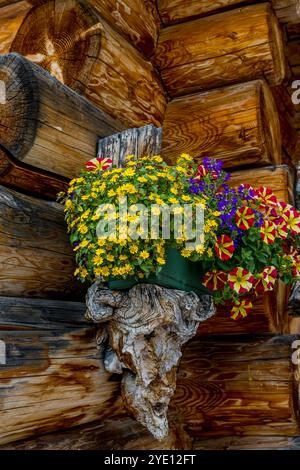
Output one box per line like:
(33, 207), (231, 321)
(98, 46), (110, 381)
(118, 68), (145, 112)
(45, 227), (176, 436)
(162, 80), (281, 169)
(172, 335), (300, 437)
(198, 282), (290, 336)
(0, 184), (83, 299)
(154, 4), (286, 97)
(0, 303), (123, 445)
(158, 1), (300, 25)
(0, 1), (32, 55)
(7, 0), (166, 128)
(229, 165), (295, 203)
(0, 144), (68, 200)
(0, 53), (124, 183)
(193, 435), (300, 450)
(87, 0), (160, 57)
(0, 415), (191, 450)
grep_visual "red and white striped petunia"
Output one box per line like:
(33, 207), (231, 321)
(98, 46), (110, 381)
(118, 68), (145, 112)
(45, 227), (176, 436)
(282, 209), (300, 235)
(256, 187), (278, 206)
(235, 206), (255, 230)
(86, 157), (113, 172)
(202, 270), (228, 291)
(230, 300), (253, 320)
(227, 267), (254, 294)
(215, 235), (235, 261)
(292, 256), (300, 277)
(273, 217), (288, 240)
(260, 220), (276, 244)
(254, 266), (277, 294)
(193, 164), (208, 180)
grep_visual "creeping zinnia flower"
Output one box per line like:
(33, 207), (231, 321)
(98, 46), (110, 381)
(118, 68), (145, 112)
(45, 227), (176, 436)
(260, 221), (276, 244)
(230, 300), (253, 320)
(202, 270), (228, 291)
(86, 157), (113, 172)
(215, 235), (235, 260)
(227, 267), (254, 294)
(235, 207), (255, 230)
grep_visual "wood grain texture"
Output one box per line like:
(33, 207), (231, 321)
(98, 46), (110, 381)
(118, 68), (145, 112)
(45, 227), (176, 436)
(172, 335), (300, 437)
(0, 53), (124, 181)
(193, 435), (300, 450)
(0, 144), (68, 200)
(229, 165), (295, 203)
(0, 185), (83, 299)
(198, 282), (290, 336)
(0, 297), (124, 445)
(154, 4), (286, 97)
(0, 415), (192, 450)
(9, 0), (167, 128)
(0, 2), (32, 55)
(158, 0), (300, 25)
(162, 80), (281, 169)
(88, 0), (160, 57)
(98, 124), (162, 167)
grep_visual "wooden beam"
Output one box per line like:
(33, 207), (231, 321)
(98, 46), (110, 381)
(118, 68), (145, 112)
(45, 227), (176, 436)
(162, 80), (281, 169)
(7, 0), (166, 128)
(0, 184), (83, 299)
(0, 296), (124, 445)
(87, 0), (160, 57)
(158, 1), (300, 26)
(172, 335), (300, 438)
(0, 53), (124, 183)
(154, 4), (286, 98)
(0, 1), (32, 55)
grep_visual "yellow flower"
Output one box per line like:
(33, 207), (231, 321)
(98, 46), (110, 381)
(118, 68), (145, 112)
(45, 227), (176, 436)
(91, 213), (100, 221)
(170, 187), (178, 195)
(81, 209), (91, 219)
(169, 197), (179, 204)
(82, 195), (89, 201)
(182, 195), (191, 202)
(176, 166), (188, 174)
(78, 225), (88, 234)
(125, 154), (135, 161)
(153, 156), (163, 163)
(140, 250), (150, 260)
(93, 255), (104, 266)
(137, 176), (147, 183)
(108, 189), (116, 197)
(155, 197), (164, 205)
(91, 192), (97, 198)
(107, 254), (114, 262)
(146, 165), (154, 170)
(157, 257), (166, 265)
(74, 267), (88, 278)
(213, 211), (221, 216)
(97, 238), (106, 246)
(181, 248), (192, 258)
(124, 168), (135, 177)
(120, 254), (128, 260)
(149, 175), (158, 181)
(179, 153), (193, 162)
(110, 175), (119, 183)
(96, 248), (105, 255)
(207, 247), (213, 257)
(130, 245), (138, 254)
(80, 240), (89, 248)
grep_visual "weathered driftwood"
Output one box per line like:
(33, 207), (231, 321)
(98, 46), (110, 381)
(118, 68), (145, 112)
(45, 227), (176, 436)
(0, 184), (82, 299)
(7, 0), (166, 128)
(162, 80), (281, 169)
(158, 0), (300, 25)
(0, 53), (123, 189)
(85, 282), (215, 440)
(98, 124), (162, 167)
(154, 4), (285, 97)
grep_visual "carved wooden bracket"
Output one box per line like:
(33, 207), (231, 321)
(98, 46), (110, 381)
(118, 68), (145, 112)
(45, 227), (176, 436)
(85, 282), (215, 440)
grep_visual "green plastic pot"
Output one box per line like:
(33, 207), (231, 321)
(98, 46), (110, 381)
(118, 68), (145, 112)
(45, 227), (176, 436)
(108, 247), (209, 297)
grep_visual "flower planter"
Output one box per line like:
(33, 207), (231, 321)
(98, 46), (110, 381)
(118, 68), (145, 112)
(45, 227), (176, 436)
(108, 247), (209, 296)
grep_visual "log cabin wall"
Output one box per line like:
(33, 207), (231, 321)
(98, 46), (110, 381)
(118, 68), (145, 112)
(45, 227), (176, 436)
(0, 0), (300, 451)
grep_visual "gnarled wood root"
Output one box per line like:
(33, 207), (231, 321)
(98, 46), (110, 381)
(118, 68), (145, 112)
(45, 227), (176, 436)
(85, 282), (215, 440)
